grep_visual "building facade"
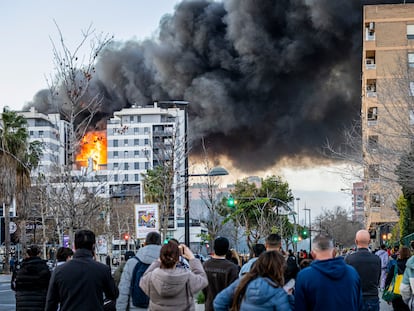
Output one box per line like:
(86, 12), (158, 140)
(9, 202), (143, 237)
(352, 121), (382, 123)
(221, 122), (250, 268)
(362, 3), (414, 234)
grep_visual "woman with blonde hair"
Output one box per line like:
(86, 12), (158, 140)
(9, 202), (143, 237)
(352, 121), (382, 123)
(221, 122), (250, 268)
(214, 251), (294, 311)
(139, 241), (208, 311)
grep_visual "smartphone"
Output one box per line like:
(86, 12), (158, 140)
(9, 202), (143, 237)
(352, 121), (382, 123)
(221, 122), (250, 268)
(283, 279), (295, 292)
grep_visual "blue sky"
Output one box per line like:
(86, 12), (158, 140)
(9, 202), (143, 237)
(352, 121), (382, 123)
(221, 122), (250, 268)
(0, 0), (356, 220)
(0, 0), (180, 111)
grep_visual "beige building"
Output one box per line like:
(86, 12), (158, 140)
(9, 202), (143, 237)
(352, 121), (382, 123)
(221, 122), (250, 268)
(362, 3), (414, 234)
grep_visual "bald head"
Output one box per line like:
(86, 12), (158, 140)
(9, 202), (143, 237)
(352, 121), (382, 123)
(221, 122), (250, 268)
(355, 230), (370, 248)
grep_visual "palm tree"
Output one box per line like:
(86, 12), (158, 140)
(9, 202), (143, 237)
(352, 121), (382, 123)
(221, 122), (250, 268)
(0, 107), (42, 273)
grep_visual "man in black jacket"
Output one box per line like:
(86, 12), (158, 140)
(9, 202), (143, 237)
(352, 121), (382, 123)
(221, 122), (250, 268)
(45, 229), (119, 311)
(11, 244), (51, 311)
(345, 229), (381, 311)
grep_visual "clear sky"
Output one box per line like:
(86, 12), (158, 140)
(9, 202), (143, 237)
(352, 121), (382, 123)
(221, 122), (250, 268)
(0, 0), (180, 112)
(0, 0), (357, 220)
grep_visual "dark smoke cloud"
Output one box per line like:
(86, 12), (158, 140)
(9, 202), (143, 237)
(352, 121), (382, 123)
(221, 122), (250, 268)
(26, 0), (403, 171)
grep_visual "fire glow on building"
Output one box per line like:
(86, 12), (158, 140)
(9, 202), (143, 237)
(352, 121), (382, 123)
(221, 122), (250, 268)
(75, 130), (107, 170)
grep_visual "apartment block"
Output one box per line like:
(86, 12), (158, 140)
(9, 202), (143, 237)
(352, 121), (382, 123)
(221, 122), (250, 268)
(362, 3), (414, 232)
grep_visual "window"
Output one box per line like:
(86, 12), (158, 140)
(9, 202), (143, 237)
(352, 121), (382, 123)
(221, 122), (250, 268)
(130, 116), (134, 122)
(124, 151), (128, 158)
(137, 116), (141, 122)
(366, 79), (376, 97)
(370, 193), (381, 207)
(367, 107), (378, 121)
(144, 127), (150, 133)
(134, 139), (139, 145)
(368, 164), (380, 179)
(134, 150), (139, 157)
(145, 162), (150, 169)
(113, 140), (118, 147)
(134, 163), (139, 169)
(365, 22), (375, 41)
(39, 130), (44, 138)
(366, 51), (376, 69)
(135, 174), (139, 181)
(113, 163), (119, 169)
(134, 128), (139, 134)
(124, 163), (129, 170)
(124, 139), (128, 146)
(114, 175), (118, 182)
(368, 135), (378, 151)
(114, 151), (119, 158)
(408, 25), (414, 40)
(144, 139), (149, 145)
(409, 53), (414, 68)
(124, 174), (128, 182)
(410, 82), (414, 96)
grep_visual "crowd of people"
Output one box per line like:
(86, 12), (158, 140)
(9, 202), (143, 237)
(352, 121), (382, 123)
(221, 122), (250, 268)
(9, 228), (414, 310)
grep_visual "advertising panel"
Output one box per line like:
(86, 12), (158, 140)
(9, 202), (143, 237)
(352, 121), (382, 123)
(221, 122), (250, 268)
(135, 204), (158, 239)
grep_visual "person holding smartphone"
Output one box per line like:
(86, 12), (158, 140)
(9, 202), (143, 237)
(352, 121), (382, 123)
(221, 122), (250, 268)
(139, 241), (208, 310)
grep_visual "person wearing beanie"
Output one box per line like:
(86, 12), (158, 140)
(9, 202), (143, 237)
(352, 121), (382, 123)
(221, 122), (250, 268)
(203, 237), (239, 311)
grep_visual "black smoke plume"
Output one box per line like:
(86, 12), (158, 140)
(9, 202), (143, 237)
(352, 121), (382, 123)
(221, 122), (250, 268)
(26, 0), (407, 171)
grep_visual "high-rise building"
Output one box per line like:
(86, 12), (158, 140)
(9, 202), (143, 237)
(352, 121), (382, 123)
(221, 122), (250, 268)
(16, 102), (188, 244)
(106, 102), (186, 230)
(361, 3), (414, 235)
(18, 107), (69, 174)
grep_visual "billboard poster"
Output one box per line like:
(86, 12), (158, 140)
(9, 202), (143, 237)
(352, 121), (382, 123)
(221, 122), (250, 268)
(135, 204), (158, 239)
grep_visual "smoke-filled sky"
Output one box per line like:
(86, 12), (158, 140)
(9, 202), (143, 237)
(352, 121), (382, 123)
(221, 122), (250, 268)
(1, 0), (409, 173)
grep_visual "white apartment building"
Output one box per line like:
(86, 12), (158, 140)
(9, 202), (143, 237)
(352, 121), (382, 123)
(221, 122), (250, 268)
(106, 102), (186, 231)
(18, 107), (69, 174)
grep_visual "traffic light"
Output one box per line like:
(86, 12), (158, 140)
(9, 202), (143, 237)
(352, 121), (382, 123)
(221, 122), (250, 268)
(302, 229), (308, 238)
(293, 235), (298, 243)
(227, 196), (236, 208)
(123, 233), (130, 241)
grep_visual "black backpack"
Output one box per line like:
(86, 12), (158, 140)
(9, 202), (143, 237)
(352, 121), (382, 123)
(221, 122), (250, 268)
(130, 256), (150, 307)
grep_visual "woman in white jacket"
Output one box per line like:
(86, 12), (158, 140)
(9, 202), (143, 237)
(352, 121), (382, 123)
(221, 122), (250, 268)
(139, 241), (208, 311)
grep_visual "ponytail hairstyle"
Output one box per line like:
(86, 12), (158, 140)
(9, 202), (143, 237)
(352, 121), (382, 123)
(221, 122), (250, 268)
(231, 251), (285, 311)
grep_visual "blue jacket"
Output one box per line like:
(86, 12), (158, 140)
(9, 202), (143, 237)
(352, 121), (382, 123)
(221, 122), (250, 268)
(295, 257), (363, 311)
(214, 276), (294, 311)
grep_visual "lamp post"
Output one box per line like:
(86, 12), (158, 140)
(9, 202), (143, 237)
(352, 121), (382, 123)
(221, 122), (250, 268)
(156, 100), (189, 245)
(183, 167), (229, 246)
(303, 207), (311, 252)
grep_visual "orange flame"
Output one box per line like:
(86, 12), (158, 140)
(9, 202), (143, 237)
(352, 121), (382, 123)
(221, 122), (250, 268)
(76, 130), (107, 170)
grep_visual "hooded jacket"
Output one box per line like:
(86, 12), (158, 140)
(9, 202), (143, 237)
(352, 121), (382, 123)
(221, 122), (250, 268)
(400, 255), (414, 310)
(213, 276), (293, 311)
(139, 258), (208, 311)
(116, 244), (162, 311)
(295, 256), (363, 311)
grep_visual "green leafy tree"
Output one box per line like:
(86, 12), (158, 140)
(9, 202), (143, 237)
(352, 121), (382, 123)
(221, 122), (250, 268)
(225, 175), (294, 254)
(0, 107), (42, 272)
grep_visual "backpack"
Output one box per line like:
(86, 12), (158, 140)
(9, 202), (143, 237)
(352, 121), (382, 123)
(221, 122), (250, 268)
(130, 256), (150, 308)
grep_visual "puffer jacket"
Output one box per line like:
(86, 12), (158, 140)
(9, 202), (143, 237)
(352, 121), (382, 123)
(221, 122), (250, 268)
(13, 256), (51, 311)
(139, 258), (208, 311)
(401, 255), (414, 310)
(213, 277), (294, 311)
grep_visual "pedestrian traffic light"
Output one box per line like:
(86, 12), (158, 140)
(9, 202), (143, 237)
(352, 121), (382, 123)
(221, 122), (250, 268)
(227, 196), (236, 208)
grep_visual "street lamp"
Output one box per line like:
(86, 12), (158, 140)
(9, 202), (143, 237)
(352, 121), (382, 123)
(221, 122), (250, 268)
(303, 207), (311, 252)
(154, 100), (229, 246)
(183, 167), (229, 246)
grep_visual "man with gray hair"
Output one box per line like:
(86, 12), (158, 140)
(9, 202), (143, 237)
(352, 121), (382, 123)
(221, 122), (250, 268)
(295, 234), (363, 311)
